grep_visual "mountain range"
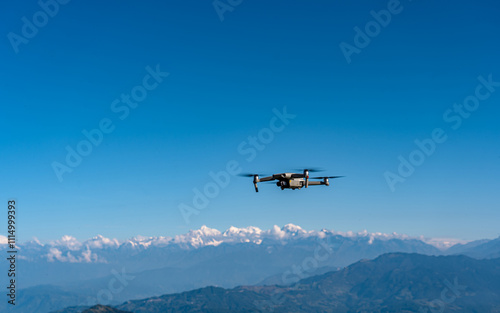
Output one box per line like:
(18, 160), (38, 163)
(1, 224), (499, 313)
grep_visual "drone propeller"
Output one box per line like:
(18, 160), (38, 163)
(238, 173), (267, 177)
(294, 168), (323, 173)
(238, 173), (266, 192)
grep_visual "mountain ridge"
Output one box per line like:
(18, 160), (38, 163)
(51, 253), (500, 313)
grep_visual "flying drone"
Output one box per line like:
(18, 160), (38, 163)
(239, 168), (344, 192)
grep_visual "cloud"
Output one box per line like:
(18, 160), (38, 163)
(46, 248), (64, 262)
(46, 246), (99, 263)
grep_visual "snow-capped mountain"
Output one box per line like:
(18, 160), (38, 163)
(0, 224), (458, 264)
(4, 224), (456, 254)
(0, 223), (477, 267)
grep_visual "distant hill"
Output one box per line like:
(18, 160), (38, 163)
(82, 305), (131, 313)
(446, 236), (500, 259)
(52, 305), (131, 313)
(110, 253), (500, 313)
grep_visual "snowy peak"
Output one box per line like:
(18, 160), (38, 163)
(172, 225), (222, 248)
(223, 226), (263, 237)
(172, 225), (266, 248)
(50, 235), (82, 251)
(197, 225), (222, 237)
(128, 235), (172, 248)
(84, 234), (120, 249)
(280, 224), (308, 238)
(282, 223), (306, 234)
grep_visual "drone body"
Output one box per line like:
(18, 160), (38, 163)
(240, 169), (343, 192)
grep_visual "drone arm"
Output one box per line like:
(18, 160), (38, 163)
(258, 176), (275, 182)
(305, 180), (323, 186)
(253, 176), (276, 192)
(307, 178), (331, 186)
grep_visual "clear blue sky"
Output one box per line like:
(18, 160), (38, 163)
(1, 0), (499, 242)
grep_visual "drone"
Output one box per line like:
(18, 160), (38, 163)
(239, 168), (344, 192)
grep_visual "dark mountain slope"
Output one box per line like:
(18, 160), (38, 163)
(114, 253), (500, 313)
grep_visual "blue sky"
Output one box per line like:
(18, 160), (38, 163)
(1, 0), (499, 242)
